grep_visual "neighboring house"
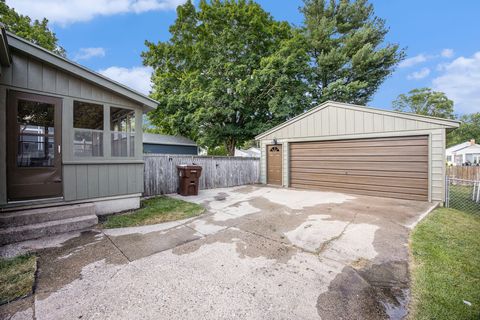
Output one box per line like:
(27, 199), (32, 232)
(235, 147), (260, 158)
(0, 26), (158, 215)
(143, 133), (198, 155)
(255, 101), (460, 203)
(446, 140), (480, 166)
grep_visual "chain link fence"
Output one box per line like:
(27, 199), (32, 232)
(445, 177), (480, 214)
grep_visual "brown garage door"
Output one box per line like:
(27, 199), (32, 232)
(290, 136), (428, 201)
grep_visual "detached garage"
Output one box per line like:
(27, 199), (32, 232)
(255, 101), (460, 202)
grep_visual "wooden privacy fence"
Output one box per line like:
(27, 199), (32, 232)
(446, 166), (480, 180)
(144, 155), (260, 196)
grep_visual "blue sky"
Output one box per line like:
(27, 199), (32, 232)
(6, 0), (480, 115)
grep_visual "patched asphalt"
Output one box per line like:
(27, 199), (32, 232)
(0, 185), (435, 320)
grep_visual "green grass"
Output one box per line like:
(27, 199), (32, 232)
(102, 196), (204, 229)
(0, 255), (37, 305)
(449, 185), (480, 214)
(410, 208), (480, 319)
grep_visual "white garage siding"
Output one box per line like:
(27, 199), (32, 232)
(257, 101), (459, 202)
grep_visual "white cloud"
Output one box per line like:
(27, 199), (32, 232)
(74, 47), (106, 60)
(399, 54), (428, 68)
(407, 67), (431, 80)
(441, 48), (454, 58)
(99, 66), (153, 95)
(432, 52), (480, 113)
(6, 0), (186, 25)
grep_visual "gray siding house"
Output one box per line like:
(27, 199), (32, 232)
(0, 27), (158, 214)
(143, 133), (198, 155)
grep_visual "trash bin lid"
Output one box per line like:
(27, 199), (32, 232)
(177, 164), (202, 170)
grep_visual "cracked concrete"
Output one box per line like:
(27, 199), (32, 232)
(0, 185), (436, 320)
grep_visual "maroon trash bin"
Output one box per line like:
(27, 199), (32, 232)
(177, 164), (202, 196)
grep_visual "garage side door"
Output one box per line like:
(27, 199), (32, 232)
(290, 136), (429, 201)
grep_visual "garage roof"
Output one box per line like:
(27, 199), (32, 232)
(256, 101), (461, 140)
(143, 133), (198, 146)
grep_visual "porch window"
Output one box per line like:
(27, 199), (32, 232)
(17, 100), (55, 167)
(110, 107), (135, 157)
(73, 101), (104, 157)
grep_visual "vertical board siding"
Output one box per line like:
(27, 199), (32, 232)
(63, 163), (143, 201)
(1, 52), (138, 108)
(144, 155), (260, 196)
(0, 88), (7, 204)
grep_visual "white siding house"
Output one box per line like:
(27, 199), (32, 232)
(446, 140), (480, 166)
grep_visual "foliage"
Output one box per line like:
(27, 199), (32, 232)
(0, 0), (65, 56)
(102, 196), (204, 228)
(207, 145), (229, 156)
(143, 0), (311, 155)
(0, 254), (37, 304)
(447, 113), (480, 147)
(410, 208), (480, 319)
(145, 0), (404, 154)
(301, 0), (405, 105)
(392, 88), (455, 119)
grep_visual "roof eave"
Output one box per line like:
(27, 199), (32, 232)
(255, 100), (461, 140)
(6, 32), (158, 111)
(0, 25), (11, 67)
(143, 141), (198, 147)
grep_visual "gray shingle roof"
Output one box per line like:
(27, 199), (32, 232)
(143, 133), (197, 146)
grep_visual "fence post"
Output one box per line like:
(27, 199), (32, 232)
(445, 176), (449, 208)
(475, 181), (480, 203)
(473, 181), (477, 202)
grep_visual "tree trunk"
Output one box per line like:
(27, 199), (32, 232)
(225, 138), (236, 156)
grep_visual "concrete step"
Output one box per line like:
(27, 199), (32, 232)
(0, 215), (98, 246)
(0, 204), (95, 228)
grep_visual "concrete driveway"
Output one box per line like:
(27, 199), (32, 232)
(0, 185), (435, 320)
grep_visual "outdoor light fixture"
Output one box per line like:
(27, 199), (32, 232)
(273, 138), (278, 145)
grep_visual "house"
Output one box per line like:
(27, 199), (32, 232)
(0, 26), (158, 221)
(446, 140), (480, 166)
(255, 101), (460, 203)
(234, 147), (260, 158)
(143, 133), (198, 155)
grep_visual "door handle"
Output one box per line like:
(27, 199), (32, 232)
(58, 145), (61, 154)
(53, 178), (62, 183)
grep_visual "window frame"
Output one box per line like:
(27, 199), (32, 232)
(72, 100), (105, 159)
(109, 105), (137, 158)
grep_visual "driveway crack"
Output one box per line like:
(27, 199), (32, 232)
(103, 232), (132, 263)
(316, 212), (358, 255)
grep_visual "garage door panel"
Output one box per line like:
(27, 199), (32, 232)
(290, 172), (428, 189)
(289, 145), (428, 156)
(289, 168), (429, 179)
(290, 155), (427, 162)
(291, 183), (428, 201)
(290, 136), (428, 149)
(289, 136), (429, 201)
(290, 161), (428, 172)
(290, 179), (427, 196)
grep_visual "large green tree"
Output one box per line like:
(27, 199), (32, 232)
(447, 113), (480, 147)
(0, 0), (65, 56)
(392, 88), (455, 119)
(143, 0), (310, 155)
(301, 0), (405, 104)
